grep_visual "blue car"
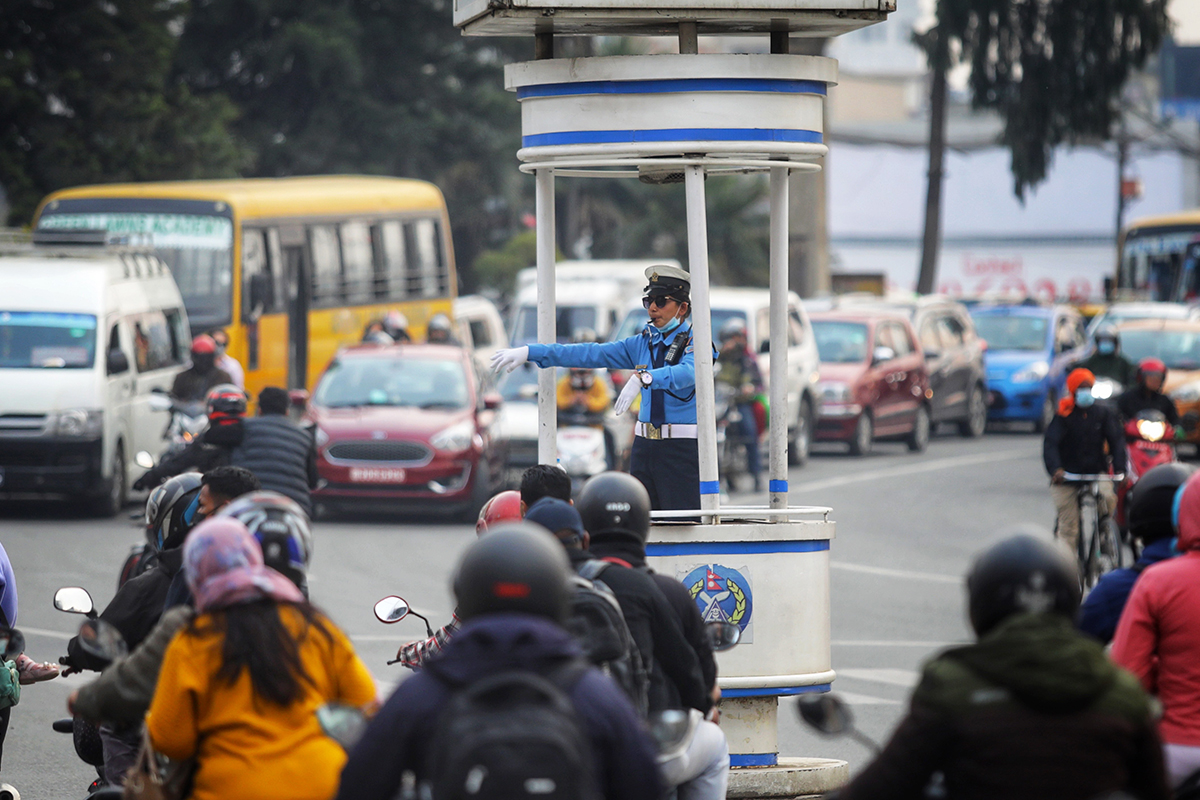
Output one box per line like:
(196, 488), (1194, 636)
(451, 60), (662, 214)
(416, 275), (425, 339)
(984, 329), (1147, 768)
(969, 304), (1089, 431)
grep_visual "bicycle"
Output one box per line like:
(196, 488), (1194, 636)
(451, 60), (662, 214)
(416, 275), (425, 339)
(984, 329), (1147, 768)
(1060, 472), (1128, 591)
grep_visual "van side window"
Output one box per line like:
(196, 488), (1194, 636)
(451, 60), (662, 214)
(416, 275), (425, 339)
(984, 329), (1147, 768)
(469, 319), (490, 348)
(789, 310), (806, 345)
(108, 324), (122, 356)
(165, 309), (189, 364)
(132, 311), (182, 372)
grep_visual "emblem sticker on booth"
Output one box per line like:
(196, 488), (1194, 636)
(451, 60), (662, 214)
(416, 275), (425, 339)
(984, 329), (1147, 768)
(680, 564), (754, 643)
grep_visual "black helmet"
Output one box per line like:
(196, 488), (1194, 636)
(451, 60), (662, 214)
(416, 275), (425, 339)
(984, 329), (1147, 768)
(966, 532), (1080, 637)
(218, 491), (313, 587)
(1094, 325), (1119, 347)
(577, 471), (651, 543)
(1129, 463), (1197, 543)
(453, 523), (572, 623)
(146, 472), (204, 551)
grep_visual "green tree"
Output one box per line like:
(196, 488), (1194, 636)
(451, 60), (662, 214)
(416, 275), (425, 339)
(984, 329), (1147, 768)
(0, 0), (247, 225)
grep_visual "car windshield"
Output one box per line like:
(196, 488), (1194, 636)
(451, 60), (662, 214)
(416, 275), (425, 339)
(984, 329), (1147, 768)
(611, 307), (748, 346)
(811, 320), (869, 363)
(971, 315), (1048, 351)
(314, 356), (470, 409)
(0, 311), (97, 369)
(1120, 329), (1200, 371)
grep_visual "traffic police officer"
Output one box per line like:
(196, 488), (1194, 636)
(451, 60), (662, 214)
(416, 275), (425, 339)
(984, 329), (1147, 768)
(492, 265), (701, 510)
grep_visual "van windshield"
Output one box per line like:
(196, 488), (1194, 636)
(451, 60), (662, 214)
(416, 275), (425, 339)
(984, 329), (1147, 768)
(0, 312), (97, 369)
(513, 305), (599, 345)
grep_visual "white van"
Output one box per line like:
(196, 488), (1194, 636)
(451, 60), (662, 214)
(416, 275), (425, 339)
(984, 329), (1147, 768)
(0, 244), (190, 514)
(510, 259), (682, 345)
(454, 294), (508, 364)
(612, 287), (821, 465)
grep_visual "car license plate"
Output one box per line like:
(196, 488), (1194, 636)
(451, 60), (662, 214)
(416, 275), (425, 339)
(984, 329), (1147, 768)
(349, 467), (407, 483)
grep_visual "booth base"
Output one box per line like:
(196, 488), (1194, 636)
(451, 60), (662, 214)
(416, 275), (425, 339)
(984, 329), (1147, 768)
(727, 757), (849, 799)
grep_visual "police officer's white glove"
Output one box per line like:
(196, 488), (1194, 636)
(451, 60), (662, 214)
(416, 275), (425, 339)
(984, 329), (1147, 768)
(615, 374), (645, 416)
(491, 346), (529, 374)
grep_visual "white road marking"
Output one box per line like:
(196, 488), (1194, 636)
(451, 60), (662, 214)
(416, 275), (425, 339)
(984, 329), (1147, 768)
(19, 626), (73, 641)
(837, 668), (921, 687)
(791, 449), (1030, 494)
(833, 639), (965, 647)
(831, 561), (961, 584)
(832, 691), (903, 706)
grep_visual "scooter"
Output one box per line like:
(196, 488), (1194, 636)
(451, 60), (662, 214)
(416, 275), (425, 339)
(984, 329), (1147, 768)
(1115, 409), (1178, 549)
(557, 408), (611, 496)
(715, 383), (749, 492)
(149, 388), (208, 459)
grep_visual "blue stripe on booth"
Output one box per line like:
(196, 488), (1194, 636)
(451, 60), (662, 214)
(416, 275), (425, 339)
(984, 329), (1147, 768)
(768, 479), (788, 493)
(721, 684), (832, 698)
(699, 480), (722, 495)
(645, 540), (829, 557)
(522, 128), (823, 148)
(730, 753), (779, 767)
(517, 78), (829, 99)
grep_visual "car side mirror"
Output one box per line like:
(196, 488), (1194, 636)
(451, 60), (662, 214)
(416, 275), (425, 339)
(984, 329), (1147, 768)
(106, 349), (129, 376)
(288, 389), (310, 412)
(482, 392), (503, 411)
(872, 346), (896, 365)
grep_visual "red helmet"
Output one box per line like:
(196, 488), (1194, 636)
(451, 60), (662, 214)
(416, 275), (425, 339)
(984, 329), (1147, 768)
(1137, 357), (1168, 387)
(191, 335), (216, 355)
(206, 384), (247, 425)
(476, 490), (523, 535)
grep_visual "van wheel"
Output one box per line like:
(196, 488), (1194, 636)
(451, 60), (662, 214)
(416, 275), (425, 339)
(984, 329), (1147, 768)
(849, 413), (873, 456)
(959, 384), (988, 438)
(788, 398), (812, 466)
(92, 444), (126, 517)
(907, 405), (931, 453)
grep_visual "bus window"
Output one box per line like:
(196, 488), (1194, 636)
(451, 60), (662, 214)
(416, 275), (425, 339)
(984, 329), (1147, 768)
(409, 219), (442, 298)
(376, 220), (407, 301)
(242, 228), (276, 320)
(310, 225), (342, 308)
(341, 222), (374, 305)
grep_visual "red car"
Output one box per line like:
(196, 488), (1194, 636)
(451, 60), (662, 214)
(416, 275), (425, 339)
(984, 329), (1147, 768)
(809, 310), (932, 456)
(308, 343), (507, 518)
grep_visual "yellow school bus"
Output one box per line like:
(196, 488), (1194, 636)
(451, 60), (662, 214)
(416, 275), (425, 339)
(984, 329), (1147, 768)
(33, 176), (456, 396)
(1116, 208), (1200, 302)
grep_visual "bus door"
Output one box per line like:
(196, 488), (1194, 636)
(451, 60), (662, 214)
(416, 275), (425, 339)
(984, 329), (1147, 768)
(279, 226), (310, 390)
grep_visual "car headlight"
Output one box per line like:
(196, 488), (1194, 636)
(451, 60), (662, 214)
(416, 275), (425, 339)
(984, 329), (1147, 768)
(817, 381), (854, 405)
(431, 420), (475, 453)
(51, 409), (103, 438)
(1012, 361), (1050, 383)
(1172, 382), (1200, 404)
(314, 427), (330, 448)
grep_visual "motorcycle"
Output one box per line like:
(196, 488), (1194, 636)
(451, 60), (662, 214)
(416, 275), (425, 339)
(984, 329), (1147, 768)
(714, 383), (750, 493)
(149, 388), (208, 460)
(1115, 409), (1178, 551)
(373, 596), (438, 667)
(557, 408), (611, 496)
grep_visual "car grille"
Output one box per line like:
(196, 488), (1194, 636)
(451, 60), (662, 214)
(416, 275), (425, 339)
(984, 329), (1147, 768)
(0, 414), (48, 435)
(326, 441), (432, 464)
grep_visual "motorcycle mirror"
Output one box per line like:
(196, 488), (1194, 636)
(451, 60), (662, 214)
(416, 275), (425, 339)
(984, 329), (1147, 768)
(148, 393), (173, 412)
(134, 451), (156, 469)
(797, 693), (855, 735)
(316, 703), (368, 751)
(76, 618), (127, 663)
(0, 628), (24, 661)
(647, 708), (694, 757)
(54, 587), (96, 618)
(706, 620), (742, 652)
(373, 596), (411, 624)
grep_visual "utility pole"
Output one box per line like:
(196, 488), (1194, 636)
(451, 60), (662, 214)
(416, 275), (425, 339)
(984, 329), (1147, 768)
(916, 23), (948, 296)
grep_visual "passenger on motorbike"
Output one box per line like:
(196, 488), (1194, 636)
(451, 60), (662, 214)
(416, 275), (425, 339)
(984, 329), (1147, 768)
(335, 523), (661, 800)
(836, 533), (1169, 800)
(1075, 326), (1137, 387)
(146, 517), (375, 800)
(1113, 471), (1200, 788)
(133, 384), (247, 490)
(1079, 463), (1194, 644)
(715, 318), (764, 492)
(1118, 358), (1183, 430)
(1043, 368), (1128, 555)
(171, 335), (234, 403)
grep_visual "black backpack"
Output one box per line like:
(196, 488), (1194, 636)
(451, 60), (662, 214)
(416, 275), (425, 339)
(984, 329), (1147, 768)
(425, 660), (597, 800)
(571, 560), (651, 717)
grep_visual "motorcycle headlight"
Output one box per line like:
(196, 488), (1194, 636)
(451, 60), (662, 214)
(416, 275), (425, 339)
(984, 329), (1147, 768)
(51, 409), (103, 438)
(1172, 382), (1200, 404)
(1136, 419), (1167, 442)
(1012, 361), (1050, 384)
(1091, 379), (1119, 400)
(431, 420), (475, 453)
(817, 381), (853, 405)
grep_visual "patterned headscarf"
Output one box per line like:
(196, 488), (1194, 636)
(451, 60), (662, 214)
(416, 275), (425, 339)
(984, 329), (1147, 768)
(184, 517), (304, 613)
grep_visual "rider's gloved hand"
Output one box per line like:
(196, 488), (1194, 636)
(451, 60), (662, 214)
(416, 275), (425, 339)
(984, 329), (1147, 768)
(132, 475), (149, 492)
(615, 375), (644, 416)
(1051, 468), (1066, 485)
(490, 347), (529, 374)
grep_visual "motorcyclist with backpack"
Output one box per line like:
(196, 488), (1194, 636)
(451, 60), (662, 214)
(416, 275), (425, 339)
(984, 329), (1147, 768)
(133, 384), (247, 490)
(835, 533), (1169, 800)
(334, 523), (662, 800)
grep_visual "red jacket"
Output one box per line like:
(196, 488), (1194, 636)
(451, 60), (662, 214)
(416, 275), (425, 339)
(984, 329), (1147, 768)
(1112, 477), (1200, 746)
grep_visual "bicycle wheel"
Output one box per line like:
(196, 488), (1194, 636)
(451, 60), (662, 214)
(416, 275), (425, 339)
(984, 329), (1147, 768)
(1097, 516), (1124, 575)
(1078, 495), (1102, 591)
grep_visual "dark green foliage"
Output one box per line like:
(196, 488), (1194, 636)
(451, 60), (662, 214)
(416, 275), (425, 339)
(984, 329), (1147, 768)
(932, 0), (1170, 198)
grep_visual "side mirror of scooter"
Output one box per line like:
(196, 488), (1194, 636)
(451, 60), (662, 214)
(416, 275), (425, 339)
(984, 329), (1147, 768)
(797, 692), (854, 734)
(317, 702), (368, 751)
(54, 587), (97, 619)
(647, 708), (697, 760)
(76, 619), (127, 664)
(373, 596), (411, 624)
(0, 628), (25, 661)
(705, 620), (741, 652)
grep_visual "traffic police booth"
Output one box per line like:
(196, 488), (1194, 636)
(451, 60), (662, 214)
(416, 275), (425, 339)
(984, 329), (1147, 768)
(461, 1), (895, 794)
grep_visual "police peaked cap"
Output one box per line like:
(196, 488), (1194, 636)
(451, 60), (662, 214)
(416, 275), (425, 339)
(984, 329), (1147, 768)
(643, 265), (691, 303)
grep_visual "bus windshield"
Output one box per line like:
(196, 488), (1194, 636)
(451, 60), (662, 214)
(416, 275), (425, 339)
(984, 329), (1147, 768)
(1119, 224), (1200, 303)
(0, 312), (97, 369)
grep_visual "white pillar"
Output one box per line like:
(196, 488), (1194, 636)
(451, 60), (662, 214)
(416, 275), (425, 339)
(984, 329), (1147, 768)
(685, 166), (720, 513)
(536, 168), (558, 466)
(768, 166), (790, 509)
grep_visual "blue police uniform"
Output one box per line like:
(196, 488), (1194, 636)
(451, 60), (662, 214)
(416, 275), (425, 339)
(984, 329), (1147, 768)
(526, 322), (700, 510)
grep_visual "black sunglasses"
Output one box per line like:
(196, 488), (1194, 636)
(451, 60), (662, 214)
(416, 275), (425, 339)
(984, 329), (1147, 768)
(642, 295), (676, 309)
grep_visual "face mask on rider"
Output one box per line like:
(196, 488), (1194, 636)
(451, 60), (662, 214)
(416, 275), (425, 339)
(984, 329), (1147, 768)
(1075, 387), (1096, 408)
(1098, 341), (1115, 355)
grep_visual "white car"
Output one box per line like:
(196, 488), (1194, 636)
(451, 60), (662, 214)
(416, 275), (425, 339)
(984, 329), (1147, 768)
(611, 287), (821, 465)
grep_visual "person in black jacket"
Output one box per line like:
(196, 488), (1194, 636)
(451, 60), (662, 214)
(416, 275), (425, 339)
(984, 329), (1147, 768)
(132, 385), (246, 490)
(1117, 357), (1182, 427)
(334, 524), (661, 800)
(1043, 368), (1128, 556)
(230, 387), (317, 514)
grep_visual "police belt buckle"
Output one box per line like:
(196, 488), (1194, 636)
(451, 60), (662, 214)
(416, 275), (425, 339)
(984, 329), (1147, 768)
(645, 424), (663, 440)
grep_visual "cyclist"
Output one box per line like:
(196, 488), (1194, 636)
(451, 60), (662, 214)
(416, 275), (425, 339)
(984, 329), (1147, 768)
(1117, 358), (1182, 428)
(1043, 368), (1128, 556)
(1075, 326), (1137, 387)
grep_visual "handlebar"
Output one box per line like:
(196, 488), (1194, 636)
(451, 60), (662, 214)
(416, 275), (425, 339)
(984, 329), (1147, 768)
(1061, 473), (1126, 482)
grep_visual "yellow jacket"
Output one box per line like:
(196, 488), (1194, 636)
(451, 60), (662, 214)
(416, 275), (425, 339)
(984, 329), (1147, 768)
(146, 606), (376, 800)
(557, 373), (611, 414)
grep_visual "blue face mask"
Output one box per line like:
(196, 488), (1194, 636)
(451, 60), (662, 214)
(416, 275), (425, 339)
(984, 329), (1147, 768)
(1098, 341), (1116, 355)
(658, 315), (682, 335)
(1075, 387), (1095, 408)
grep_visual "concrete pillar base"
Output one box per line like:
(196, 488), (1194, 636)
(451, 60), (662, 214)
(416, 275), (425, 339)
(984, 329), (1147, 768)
(727, 757), (849, 799)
